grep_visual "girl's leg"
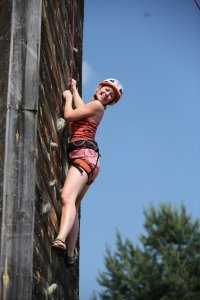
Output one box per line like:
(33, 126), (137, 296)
(55, 166), (88, 242)
(66, 184), (90, 257)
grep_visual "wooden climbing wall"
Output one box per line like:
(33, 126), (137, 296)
(0, 0), (11, 240)
(0, 0), (84, 299)
(33, 0), (84, 299)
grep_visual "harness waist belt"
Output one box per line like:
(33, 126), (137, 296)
(67, 140), (99, 153)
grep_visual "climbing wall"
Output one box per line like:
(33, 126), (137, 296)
(0, 0), (84, 299)
(0, 0), (11, 242)
(33, 0), (84, 299)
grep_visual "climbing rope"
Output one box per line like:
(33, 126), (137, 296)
(66, 0), (76, 140)
(70, 0), (75, 91)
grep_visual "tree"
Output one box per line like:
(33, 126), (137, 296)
(92, 203), (200, 300)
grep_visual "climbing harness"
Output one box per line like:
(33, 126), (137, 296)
(67, 140), (100, 177)
(67, 140), (99, 152)
(66, 119), (100, 177)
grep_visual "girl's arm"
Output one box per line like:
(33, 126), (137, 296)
(71, 79), (84, 108)
(63, 90), (103, 122)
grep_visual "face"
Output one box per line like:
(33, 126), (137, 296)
(95, 85), (117, 105)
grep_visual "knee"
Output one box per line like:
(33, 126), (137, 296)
(61, 190), (74, 206)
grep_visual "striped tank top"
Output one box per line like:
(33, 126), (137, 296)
(70, 119), (99, 142)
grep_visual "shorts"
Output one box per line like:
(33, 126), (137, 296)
(69, 148), (100, 185)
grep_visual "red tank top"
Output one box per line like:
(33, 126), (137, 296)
(70, 119), (99, 142)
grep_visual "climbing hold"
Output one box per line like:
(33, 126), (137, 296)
(49, 179), (57, 187)
(56, 118), (66, 132)
(44, 283), (58, 299)
(73, 47), (78, 53)
(50, 141), (58, 150)
(46, 283), (58, 295)
(42, 203), (52, 216)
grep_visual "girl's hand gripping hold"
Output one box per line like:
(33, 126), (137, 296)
(63, 90), (73, 101)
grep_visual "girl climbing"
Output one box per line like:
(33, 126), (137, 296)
(52, 78), (123, 266)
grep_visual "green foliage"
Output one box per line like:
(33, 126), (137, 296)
(93, 203), (200, 300)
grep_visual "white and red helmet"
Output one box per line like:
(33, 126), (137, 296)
(99, 78), (123, 102)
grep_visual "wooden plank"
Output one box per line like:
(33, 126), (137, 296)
(35, 161), (61, 232)
(0, 109), (38, 299)
(7, 0), (42, 110)
(0, 0), (12, 247)
(33, 196), (79, 300)
(0, 0), (84, 298)
(33, 0), (84, 298)
(0, 0), (42, 298)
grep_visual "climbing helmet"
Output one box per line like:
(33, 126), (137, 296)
(99, 78), (123, 102)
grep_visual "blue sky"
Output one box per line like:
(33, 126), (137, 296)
(79, 0), (200, 299)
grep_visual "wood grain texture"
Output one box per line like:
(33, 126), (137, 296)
(0, 1), (42, 299)
(33, 0), (84, 299)
(0, 0), (12, 249)
(0, 0), (84, 298)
